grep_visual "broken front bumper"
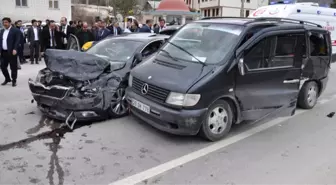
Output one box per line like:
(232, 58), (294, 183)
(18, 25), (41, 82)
(28, 79), (108, 128)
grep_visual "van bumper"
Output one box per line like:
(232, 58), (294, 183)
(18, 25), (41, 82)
(126, 88), (207, 135)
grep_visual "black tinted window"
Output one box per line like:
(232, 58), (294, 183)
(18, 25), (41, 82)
(244, 39), (268, 70)
(275, 35), (296, 56)
(244, 33), (305, 69)
(310, 33), (328, 56)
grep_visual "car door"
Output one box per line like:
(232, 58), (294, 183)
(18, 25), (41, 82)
(235, 31), (305, 120)
(303, 31), (331, 81)
(66, 34), (80, 51)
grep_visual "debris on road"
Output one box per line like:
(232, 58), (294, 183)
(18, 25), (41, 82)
(327, 112), (335, 118)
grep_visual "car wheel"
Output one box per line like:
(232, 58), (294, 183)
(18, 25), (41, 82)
(200, 100), (233, 142)
(298, 81), (319, 109)
(108, 88), (129, 118)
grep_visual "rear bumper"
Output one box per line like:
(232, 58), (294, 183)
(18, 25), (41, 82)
(29, 79), (107, 121)
(126, 88), (207, 135)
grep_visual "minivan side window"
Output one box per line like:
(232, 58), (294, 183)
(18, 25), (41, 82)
(244, 33), (305, 70)
(309, 33), (328, 56)
(270, 34), (305, 68)
(244, 38), (269, 70)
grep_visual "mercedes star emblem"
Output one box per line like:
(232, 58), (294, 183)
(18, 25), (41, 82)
(141, 83), (149, 94)
(148, 76), (152, 79)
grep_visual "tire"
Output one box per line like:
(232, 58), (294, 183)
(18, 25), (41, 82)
(298, 81), (319, 109)
(108, 88), (129, 118)
(199, 100), (233, 142)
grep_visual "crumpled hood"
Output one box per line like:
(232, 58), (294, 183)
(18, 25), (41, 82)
(44, 49), (110, 81)
(132, 54), (213, 93)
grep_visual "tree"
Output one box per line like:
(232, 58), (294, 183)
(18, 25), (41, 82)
(240, 0), (245, 17)
(331, 0), (336, 8)
(109, 0), (138, 18)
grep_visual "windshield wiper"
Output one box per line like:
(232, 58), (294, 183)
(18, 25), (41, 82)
(167, 41), (205, 66)
(159, 48), (178, 61)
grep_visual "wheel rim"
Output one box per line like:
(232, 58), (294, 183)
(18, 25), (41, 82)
(307, 85), (317, 107)
(110, 88), (128, 115)
(207, 106), (228, 135)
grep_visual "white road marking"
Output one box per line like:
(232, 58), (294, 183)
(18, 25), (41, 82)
(109, 95), (336, 185)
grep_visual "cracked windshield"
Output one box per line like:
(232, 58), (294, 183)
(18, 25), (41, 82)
(1, 0), (336, 184)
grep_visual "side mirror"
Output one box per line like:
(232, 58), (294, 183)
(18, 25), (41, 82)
(132, 53), (143, 68)
(238, 58), (245, 76)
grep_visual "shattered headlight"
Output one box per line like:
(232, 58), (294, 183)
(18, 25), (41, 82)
(35, 71), (43, 82)
(81, 87), (100, 93)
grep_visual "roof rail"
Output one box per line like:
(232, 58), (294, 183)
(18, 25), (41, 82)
(201, 16), (253, 20)
(251, 17), (322, 28)
(200, 16), (322, 28)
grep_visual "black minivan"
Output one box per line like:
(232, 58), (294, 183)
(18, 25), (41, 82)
(126, 17), (330, 141)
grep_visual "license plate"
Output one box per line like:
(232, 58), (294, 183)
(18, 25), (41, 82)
(131, 99), (150, 114)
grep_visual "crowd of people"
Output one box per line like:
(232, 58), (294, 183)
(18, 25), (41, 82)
(0, 16), (168, 87)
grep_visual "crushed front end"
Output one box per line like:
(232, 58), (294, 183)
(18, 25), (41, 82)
(29, 68), (119, 129)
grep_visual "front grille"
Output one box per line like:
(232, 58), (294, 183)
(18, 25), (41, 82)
(132, 77), (170, 102)
(29, 82), (70, 99)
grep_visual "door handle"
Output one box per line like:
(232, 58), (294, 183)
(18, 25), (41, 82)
(283, 79), (300, 84)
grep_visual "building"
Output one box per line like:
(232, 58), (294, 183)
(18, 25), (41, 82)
(0, 0), (71, 23)
(185, 0), (269, 17)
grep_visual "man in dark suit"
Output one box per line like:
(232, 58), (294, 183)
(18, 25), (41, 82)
(60, 17), (75, 49)
(139, 19), (153, 33)
(76, 22), (94, 48)
(15, 20), (26, 65)
(43, 19), (50, 30)
(0, 17), (21, 87)
(41, 20), (63, 52)
(27, 19), (41, 64)
(95, 20), (110, 41)
(107, 22), (122, 36)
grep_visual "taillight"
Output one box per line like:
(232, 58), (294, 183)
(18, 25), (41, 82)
(332, 40), (336, 46)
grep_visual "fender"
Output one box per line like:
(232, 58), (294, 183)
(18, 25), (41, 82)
(208, 94), (243, 124)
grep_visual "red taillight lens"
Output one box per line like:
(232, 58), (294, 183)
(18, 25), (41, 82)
(332, 40), (336, 46)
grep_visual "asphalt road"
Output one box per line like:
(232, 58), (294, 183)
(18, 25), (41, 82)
(0, 62), (336, 185)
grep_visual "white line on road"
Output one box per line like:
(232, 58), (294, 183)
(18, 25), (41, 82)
(109, 94), (336, 185)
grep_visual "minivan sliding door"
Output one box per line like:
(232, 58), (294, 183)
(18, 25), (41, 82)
(235, 32), (305, 120)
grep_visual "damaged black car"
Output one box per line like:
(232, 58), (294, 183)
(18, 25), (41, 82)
(28, 33), (169, 129)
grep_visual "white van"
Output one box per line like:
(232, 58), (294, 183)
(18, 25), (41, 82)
(249, 2), (336, 60)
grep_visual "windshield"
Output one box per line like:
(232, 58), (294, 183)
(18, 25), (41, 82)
(86, 39), (143, 62)
(160, 23), (243, 64)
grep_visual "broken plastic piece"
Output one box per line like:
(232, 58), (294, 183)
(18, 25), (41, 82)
(327, 112), (335, 118)
(65, 111), (78, 130)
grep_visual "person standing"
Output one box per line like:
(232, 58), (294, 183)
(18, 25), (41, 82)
(154, 19), (167, 34)
(68, 21), (77, 35)
(0, 17), (21, 87)
(95, 20), (110, 41)
(37, 20), (43, 61)
(60, 17), (70, 49)
(27, 19), (41, 64)
(107, 22), (122, 36)
(139, 19), (153, 33)
(76, 22), (94, 48)
(43, 19), (50, 30)
(15, 20), (26, 66)
(41, 21), (62, 52)
(124, 20), (132, 33)
(37, 20), (42, 29)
